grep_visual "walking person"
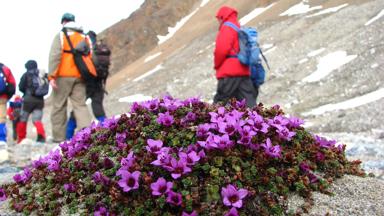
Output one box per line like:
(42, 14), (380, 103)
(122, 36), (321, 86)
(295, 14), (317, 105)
(17, 60), (48, 143)
(66, 30), (110, 140)
(0, 63), (16, 148)
(213, 6), (256, 108)
(7, 95), (23, 141)
(48, 13), (93, 143)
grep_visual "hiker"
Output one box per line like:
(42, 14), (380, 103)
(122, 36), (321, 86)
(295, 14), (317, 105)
(0, 63), (16, 147)
(48, 13), (93, 143)
(213, 6), (256, 108)
(65, 30), (110, 140)
(7, 95), (23, 141)
(17, 60), (48, 143)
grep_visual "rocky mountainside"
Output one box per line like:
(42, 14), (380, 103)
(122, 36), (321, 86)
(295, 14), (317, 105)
(102, 0), (384, 176)
(100, 0), (200, 75)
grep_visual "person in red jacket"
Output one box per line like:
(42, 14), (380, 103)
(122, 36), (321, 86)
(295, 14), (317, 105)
(0, 63), (16, 147)
(213, 6), (256, 108)
(7, 95), (23, 141)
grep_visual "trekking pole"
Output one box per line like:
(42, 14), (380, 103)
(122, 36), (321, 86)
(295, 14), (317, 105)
(259, 49), (271, 71)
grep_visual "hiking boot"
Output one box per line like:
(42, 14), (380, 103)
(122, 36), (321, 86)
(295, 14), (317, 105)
(37, 135), (46, 143)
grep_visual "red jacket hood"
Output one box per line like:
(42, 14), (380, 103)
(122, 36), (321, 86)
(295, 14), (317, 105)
(216, 6), (238, 23)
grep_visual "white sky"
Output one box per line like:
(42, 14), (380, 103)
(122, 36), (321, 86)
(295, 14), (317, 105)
(0, 0), (144, 85)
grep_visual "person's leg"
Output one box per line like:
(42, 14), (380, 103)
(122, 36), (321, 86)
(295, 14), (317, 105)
(65, 111), (77, 140)
(12, 120), (18, 141)
(17, 108), (30, 144)
(51, 77), (75, 142)
(69, 79), (91, 130)
(235, 77), (257, 108)
(213, 77), (241, 105)
(31, 109), (45, 142)
(0, 98), (7, 143)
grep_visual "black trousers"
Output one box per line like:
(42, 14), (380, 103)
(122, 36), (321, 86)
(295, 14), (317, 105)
(213, 77), (257, 108)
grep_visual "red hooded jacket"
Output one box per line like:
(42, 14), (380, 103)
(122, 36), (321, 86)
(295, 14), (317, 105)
(214, 6), (249, 79)
(0, 64), (16, 100)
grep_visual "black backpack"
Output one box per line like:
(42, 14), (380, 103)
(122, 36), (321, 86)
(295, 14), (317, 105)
(94, 42), (111, 82)
(29, 69), (49, 97)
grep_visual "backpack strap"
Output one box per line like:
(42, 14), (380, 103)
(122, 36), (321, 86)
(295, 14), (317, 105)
(62, 28), (76, 54)
(223, 22), (240, 32)
(223, 22), (241, 58)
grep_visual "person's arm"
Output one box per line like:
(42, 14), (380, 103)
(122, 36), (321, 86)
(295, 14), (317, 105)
(48, 32), (62, 79)
(3, 65), (16, 99)
(18, 74), (27, 94)
(214, 26), (236, 69)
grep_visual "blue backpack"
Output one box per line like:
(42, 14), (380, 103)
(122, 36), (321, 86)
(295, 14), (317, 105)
(0, 64), (7, 94)
(223, 22), (270, 87)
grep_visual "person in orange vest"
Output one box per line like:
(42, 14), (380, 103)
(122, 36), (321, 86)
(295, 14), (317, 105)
(48, 13), (92, 143)
(7, 95), (23, 141)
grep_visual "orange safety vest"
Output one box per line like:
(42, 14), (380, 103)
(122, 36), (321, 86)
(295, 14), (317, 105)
(56, 31), (97, 78)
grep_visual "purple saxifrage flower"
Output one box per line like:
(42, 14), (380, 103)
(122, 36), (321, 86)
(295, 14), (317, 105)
(0, 188), (7, 202)
(146, 139), (163, 154)
(166, 191), (183, 206)
(150, 177), (173, 196)
(261, 138), (281, 158)
(157, 112), (174, 127)
(94, 206), (109, 216)
(120, 151), (135, 169)
(182, 210), (198, 216)
(221, 184), (248, 208)
(168, 158), (192, 179)
(118, 171), (141, 192)
(64, 183), (76, 193)
(178, 151), (200, 166)
(224, 207), (239, 216)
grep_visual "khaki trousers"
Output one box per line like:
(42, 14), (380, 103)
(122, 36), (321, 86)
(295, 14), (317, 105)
(0, 98), (7, 123)
(51, 77), (91, 141)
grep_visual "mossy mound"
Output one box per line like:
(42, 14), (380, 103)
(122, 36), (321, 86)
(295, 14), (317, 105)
(0, 97), (364, 215)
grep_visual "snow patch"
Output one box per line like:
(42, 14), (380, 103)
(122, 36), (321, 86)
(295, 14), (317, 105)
(239, 3), (276, 25)
(371, 63), (379, 68)
(365, 9), (384, 26)
(118, 94), (152, 103)
(264, 46), (276, 55)
(133, 64), (164, 82)
(280, 2), (322, 16)
(307, 4), (348, 18)
(299, 58), (308, 64)
(200, 0), (210, 7)
(144, 52), (162, 63)
(302, 88), (384, 116)
(302, 51), (357, 82)
(157, 8), (199, 45)
(262, 44), (274, 49)
(307, 48), (325, 57)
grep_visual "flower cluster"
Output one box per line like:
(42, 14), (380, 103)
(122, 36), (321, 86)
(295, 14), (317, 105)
(0, 96), (364, 215)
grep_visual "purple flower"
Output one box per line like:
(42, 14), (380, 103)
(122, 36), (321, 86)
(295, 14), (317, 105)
(167, 158), (192, 179)
(209, 107), (226, 123)
(115, 132), (127, 149)
(316, 152), (325, 161)
(120, 151), (135, 169)
(224, 207), (239, 216)
(47, 160), (60, 171)
(157, 112), (174, 127)
(221, 184), (248, 208)
(151, 150), (172, 167)
(0, 188), (7, 202)
(142, 99), (160, 111)
(261, 138), (281, 158)
(32, 157), (45, 169)
(182, 111), (197, 123)
(182, 210), (198, 216)
(118, 171), (141, 192)
(93, 171), (103, 184)
(166, 191), (183, 206)
(299, 162), (311, 173)
(197, 123), (211, 138)
(314, 135), (336, 149)
(268, 115), (289, 128)
(103, 157), (115, 169)
(150, 177), (173, 196)
(64, 183), (76, 193)
(146, 139), (163, 154)
(276, 127), (296, 141)
(94, 205), (109, 216)
(178, 151), (200, 166)
(288, 116), (304, 128)
(23, 168), (32, 181)
(213, 134), (234, 149)
(13, 173), (26, 184)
